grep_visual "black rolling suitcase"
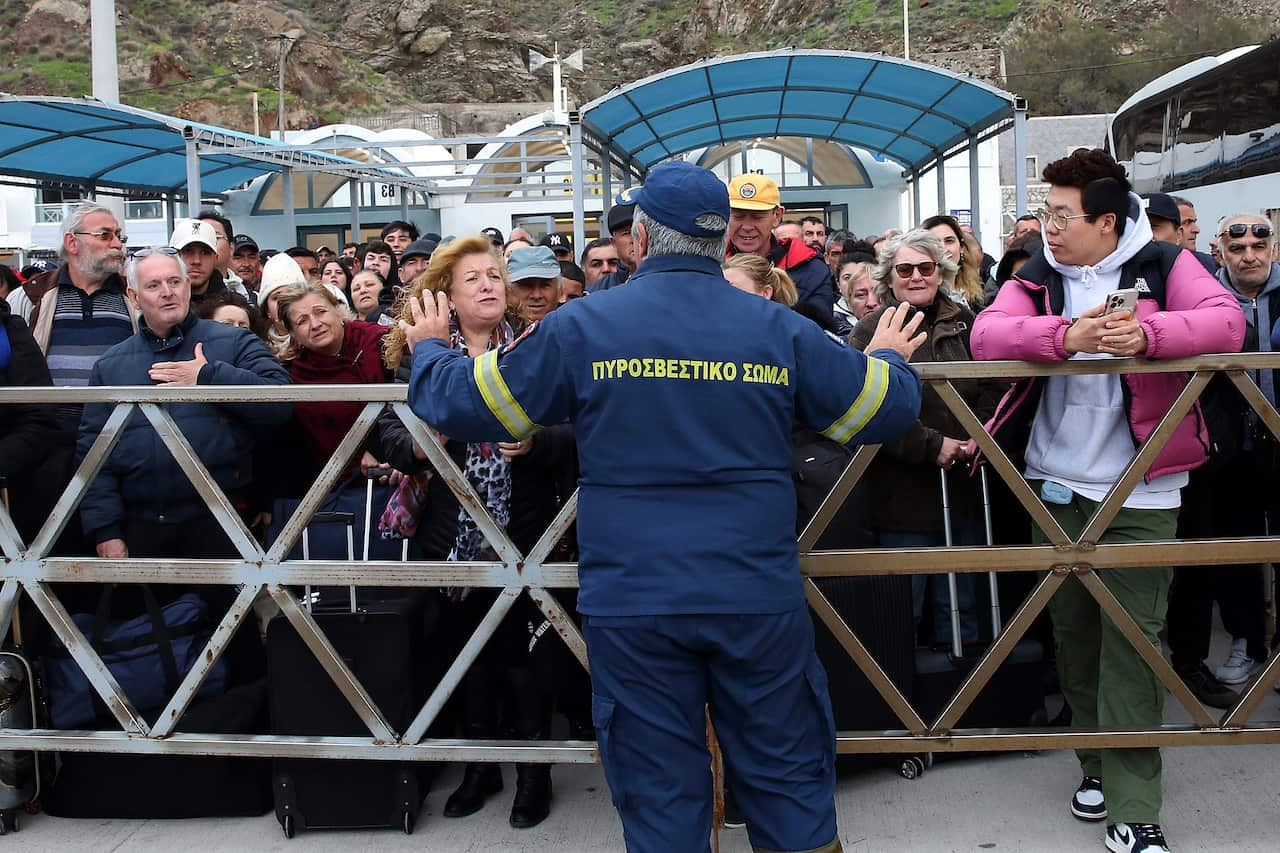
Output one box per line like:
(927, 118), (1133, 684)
(913, 468), (1048, 731)
(266, 477), (436, 838)
(796, 434), (925, 777)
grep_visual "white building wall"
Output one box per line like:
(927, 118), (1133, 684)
(908, 137), (1003, 259)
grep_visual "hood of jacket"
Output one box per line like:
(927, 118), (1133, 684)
(1044, 192), (1152, 287)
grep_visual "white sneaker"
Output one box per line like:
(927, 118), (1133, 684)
(1105, 822), (1170, 852)
(1215, 638), (1262, 685)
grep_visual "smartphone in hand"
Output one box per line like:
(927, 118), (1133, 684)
(1104, 288), (1138, 315)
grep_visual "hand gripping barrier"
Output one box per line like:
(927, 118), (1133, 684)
(1, 353), (1279, 774)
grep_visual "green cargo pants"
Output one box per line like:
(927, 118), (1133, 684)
(1030, 482), (1178, 826)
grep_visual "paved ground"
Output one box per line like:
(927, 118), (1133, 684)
(8, 634), (1280, 851)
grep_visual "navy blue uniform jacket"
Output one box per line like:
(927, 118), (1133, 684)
(408, 254), (921, 616)
(77, 312), (292, 543)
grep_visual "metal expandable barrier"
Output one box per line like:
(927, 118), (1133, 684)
(0, 352), (1279, 767)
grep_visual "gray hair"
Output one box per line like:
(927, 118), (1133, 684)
(126, 251), (188, 291)
(59, 202), (119, 261)
(631, 208), (727, 262)
(825, 229), (856, 253)
(871, 228), (959, 297)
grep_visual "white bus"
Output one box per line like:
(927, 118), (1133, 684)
(1106, 40), (1280, 239)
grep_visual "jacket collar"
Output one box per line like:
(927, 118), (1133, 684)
(142, 310), (199, 352)
(629, 254), (725, 282)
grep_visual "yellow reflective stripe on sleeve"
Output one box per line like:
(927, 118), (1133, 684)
(822, 357), (890, 445)
(472, 349), (537, 439)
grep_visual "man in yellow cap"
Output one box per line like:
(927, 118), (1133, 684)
(726, 174), (836, 317)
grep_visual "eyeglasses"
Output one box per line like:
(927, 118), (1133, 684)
(894, 261), (937, 279)
(825, 247), (843, 257)
(1221, 223), (1273, 240)
(1035, 208), (1091, 230)
(74, 229), (127, 243)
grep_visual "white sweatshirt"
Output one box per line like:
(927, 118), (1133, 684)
(1023, 196), (1187, 509)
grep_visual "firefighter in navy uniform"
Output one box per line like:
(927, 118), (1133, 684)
(399, 161), (925, 853)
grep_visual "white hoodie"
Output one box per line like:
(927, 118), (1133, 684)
(1023, 194), (1187, 509)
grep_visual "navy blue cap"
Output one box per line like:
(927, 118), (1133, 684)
(632, 162), (729, 238)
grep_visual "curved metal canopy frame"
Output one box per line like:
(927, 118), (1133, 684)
(580, 48), (1018, 175)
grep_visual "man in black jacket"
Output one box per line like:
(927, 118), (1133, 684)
(0, 298), (57, 541)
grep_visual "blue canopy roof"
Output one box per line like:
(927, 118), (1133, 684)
(0, 95), (387, 196)
(580, 49), (1016, 173)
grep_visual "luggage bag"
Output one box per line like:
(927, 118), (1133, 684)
(912, 468), (1048, 734)
(267, 474), (436, 838)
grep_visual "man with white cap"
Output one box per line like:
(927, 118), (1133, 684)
(170, 218), (231, 307)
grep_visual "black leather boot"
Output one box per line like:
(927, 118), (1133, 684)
(443, 764), (503, 818)
(509, 763), (552, 828)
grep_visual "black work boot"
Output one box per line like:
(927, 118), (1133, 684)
(509, 763), (552, 828)
(444, 764), (503, 818)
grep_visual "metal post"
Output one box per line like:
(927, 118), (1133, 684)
(911, 170), (921, 227)
(276, 36), (293, 141)
(969, 137), (982, 244)
(281, 166), (295, 246)
(164, 195), (175, 235)
(806, 137), (815, 188)
(1013, 97), (1029, 217)
(569, 114), (586, 259)
(936, 153), (946, 217)
(939, 469), (963, 659)
(740, 141), (749, 175)
(902, 0), (911, 61)
(184, 136), (201, 215)
(348, 178), (361, 243)
(601, 154), (612, 238)
(399, 187), (409, 222)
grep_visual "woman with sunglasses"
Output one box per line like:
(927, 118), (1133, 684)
(849, 229), (1006, 648)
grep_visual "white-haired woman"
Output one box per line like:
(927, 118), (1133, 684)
(849, 229), (1005, 648)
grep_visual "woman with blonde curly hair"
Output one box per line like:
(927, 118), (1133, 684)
(721, 253), (798, 306)
(378, 235), (571, 830)
(921, 214), (985, 309)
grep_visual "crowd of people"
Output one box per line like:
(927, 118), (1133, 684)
(1, 147), (1277, 852)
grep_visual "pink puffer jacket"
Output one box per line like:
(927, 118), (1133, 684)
(972, 246), (1245, 482)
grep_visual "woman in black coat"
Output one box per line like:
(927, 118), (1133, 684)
(0, 297), (57, 540)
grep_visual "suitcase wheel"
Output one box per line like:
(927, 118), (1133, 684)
(403, 810), (413, 835)
(282, 814), (295, 839)
(898, 756), (927, 779)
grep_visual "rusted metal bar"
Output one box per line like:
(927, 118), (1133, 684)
(26, 403), (134, 559)
(150, 584), (264, 739)
(804, 578), (926, 734)
(832, 724), (1280, 752)
(527, 585), (589, 671)
(265, 402), (383, 563)
(798, 444), (880, 553)
(523, 489), (579, 570)
(1220, 648), (1280, 729)
(0, 502), (23, 563)
(1078, 372), (1210, 545)
(1073, 567), (1216, 728)
(0, 579), (21, 646)
(138, 404), (261, 562)
(930, 380), (1071, 546)
(931, 569), (1067, 732)
(391, 403), (522, 568)
(403, 587), (522, 745)
(268, 585), (396, 743)
(22, 580), (149, 735)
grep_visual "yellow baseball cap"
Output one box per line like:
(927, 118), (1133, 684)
(727, 174), (781, 211)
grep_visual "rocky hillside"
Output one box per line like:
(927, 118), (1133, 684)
(1, 0), (1276, 134)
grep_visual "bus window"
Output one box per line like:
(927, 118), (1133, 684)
(1170, 81), (1222, 190)
(1222, 54), (1280, 182)
(1115, 101), (1168, 194)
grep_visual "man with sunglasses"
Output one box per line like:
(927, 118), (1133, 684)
(3, 202), (138, 556)
(1165, 215), (1280, 711)
(972, 149), (1244, 853)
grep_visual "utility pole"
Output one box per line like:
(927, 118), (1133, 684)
(903, 0), (911, 61)
(90, 1), (125, 219)
(275, 34), (297, 140)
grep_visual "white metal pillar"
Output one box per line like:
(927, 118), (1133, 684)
(1013, 98), (1029, 216)
(936, 154), (946, 217)
(569, 115), (587, 255)
(164, 195), (175, 235)
(281, 166), (296, 245)
(348, 179), (361, 243)
(600, 155), (612, 238)
(968, 137), (982, 244)
(911, 171), (921, 227)
(399, 187), (409, 222)
(184, 136), (201, 218)
(90, 0), (119, 101)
